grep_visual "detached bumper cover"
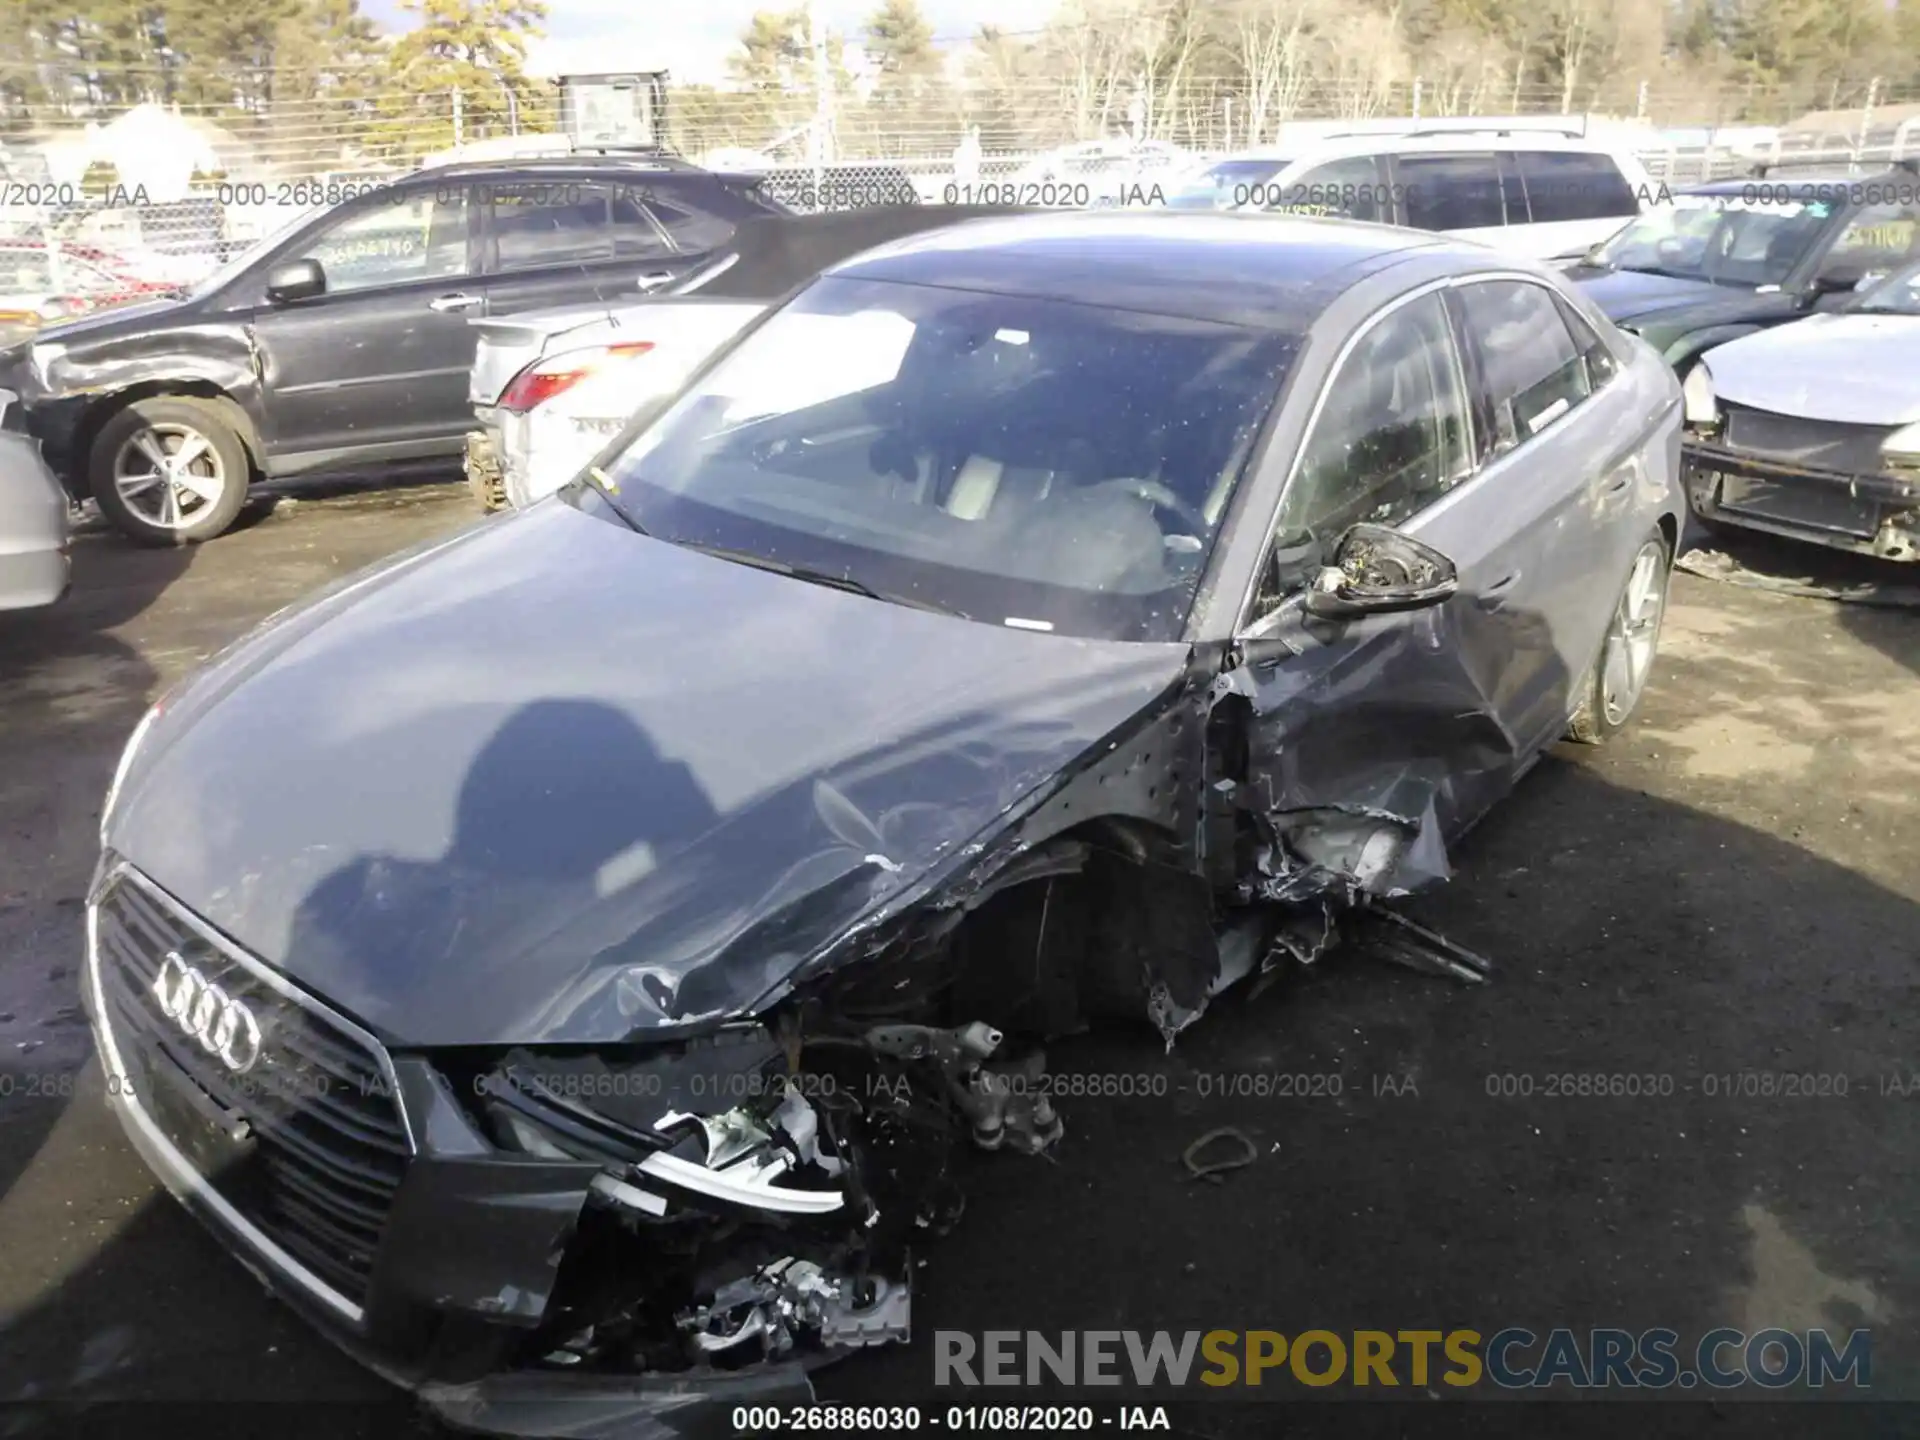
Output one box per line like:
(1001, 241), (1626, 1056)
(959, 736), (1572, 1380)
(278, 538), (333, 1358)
(1683, 440), (1920, 561)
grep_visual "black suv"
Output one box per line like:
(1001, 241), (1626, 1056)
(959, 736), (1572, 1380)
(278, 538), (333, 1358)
(1565, 161), (1920, 375)
(0, 155), (787, 543)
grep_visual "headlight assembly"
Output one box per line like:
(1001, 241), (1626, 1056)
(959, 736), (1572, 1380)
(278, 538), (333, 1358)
(1882, 419), (1920, 461)
(1682, 363), (1719, 427)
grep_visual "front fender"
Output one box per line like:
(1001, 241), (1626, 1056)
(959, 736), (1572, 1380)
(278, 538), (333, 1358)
(28, 326), (265, 477)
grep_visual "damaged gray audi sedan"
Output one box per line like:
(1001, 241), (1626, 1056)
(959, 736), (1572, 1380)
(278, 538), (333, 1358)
(86, 212), (1682, 1433)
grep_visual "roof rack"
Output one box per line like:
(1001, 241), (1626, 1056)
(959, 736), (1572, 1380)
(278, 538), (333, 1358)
(1316, 117), (1590, 142)
(1750, 153), (1920, 179)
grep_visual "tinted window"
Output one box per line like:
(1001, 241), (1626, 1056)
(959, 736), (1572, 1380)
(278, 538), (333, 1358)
(1270, 158), (1381, 222)
(297, 188), (468, 293)
(1167, 157), (1291, 210)
(608, 192), (673, 260)
(1515, 151), (1638, 222)
(1277, 292), (1473, 546)
(1815, 201), (1920, 286)
(639, 189), (734, 252)
(488, 182), (614, 270)
(1399, 153), (1505, 230)
(596, 276), (1297, 643)
(1555, 296), (1620, 388)
(1455, 281), (1592, 451)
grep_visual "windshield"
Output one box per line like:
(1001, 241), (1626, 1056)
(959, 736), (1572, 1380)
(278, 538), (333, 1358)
(595, 275), (1296, 642)
(1591, 193), (1834, 287)
(1165, 158), (1293, 211)
(1853, 257), (1920, 315)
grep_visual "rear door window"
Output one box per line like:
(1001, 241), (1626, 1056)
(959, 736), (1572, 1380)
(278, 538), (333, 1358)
(1398, 153), (1506, 230)
(1452, 280), (1593, 453)
(1514, 151), (1640, 222)
(486, 181), (615, 270)
(636, 187), (736, 253)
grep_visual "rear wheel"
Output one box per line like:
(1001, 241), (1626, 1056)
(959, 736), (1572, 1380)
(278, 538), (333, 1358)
(90, 396), (251, 546)
(1567, 533), (1670, 745)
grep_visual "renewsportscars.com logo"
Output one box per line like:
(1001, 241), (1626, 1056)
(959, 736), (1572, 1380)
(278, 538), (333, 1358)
(934, 1327), (1872, 1391)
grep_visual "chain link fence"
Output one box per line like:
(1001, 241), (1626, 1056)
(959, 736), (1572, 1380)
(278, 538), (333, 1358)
(3, 67), (1918, 325)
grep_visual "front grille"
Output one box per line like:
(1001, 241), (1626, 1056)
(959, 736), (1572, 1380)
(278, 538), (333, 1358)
(1722, 406), (1899, 476)
(94, 869), (410, 1313)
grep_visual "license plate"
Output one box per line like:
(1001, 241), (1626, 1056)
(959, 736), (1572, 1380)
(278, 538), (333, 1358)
(1717, 474), (1881, 538)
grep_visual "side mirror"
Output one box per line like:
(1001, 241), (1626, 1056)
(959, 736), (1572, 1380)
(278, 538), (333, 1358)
(1302, 523), (1459, 620)
(264, 259), (325, 304)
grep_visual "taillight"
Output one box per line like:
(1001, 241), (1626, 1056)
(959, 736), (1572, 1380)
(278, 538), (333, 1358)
(499, 341), (655, 413)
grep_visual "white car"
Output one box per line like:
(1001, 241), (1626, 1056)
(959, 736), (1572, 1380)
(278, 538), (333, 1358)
(465, 206), (1021, 511)
(1680, 256), (1920, 562)
(1162, 126), (1655, 262)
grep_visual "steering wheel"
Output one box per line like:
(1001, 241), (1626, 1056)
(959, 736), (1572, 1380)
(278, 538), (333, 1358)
(1101, 477), (1211, 537)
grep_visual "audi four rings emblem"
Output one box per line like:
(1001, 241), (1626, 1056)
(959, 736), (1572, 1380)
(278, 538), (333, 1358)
(152, 950), (263, 1073)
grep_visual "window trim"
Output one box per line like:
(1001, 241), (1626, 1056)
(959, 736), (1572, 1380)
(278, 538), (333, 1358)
(1235, 276), (1480, 636)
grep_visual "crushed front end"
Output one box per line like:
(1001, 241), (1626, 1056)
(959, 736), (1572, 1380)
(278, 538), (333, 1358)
(84, 859), (1067, 1437)
(1684, 401), (1920, 562)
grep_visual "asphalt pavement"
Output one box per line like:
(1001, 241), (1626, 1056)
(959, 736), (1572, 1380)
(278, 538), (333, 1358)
(0, 478), (1916, 1439)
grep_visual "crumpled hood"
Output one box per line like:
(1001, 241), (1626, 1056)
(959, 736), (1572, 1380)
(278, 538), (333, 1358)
(107, 499), (1187, 1048)
(1700, 311), (1920, 424)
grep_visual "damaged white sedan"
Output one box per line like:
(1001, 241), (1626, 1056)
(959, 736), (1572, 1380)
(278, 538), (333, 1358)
(86, 211), (1682, 1436)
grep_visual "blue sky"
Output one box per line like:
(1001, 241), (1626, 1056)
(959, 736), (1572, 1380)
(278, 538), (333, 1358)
(360, 0), (1051, 82)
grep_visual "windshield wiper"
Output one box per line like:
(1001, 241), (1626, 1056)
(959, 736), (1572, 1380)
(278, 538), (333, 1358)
(577, 465), (649, 534)
(679, 542), (969, 618)
(1611, 263), (1703, 281)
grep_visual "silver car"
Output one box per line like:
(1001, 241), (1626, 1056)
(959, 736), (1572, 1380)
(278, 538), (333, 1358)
(0, 390), (69, 611)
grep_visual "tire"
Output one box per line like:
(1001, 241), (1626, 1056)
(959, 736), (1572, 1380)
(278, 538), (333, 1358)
(89, 395), (251, 546)
(1567, 531), (1671, 745)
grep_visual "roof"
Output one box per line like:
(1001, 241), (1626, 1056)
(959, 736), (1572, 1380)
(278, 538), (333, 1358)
(827, 211), (1453, 329)
(1682, 161), (1919, 195)
(1204, 130), (1639, 170)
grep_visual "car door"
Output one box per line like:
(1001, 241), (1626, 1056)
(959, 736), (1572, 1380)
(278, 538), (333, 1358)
(1392, 152), (1509, 251)
(1424, 276), (1643, 750)
(1228, 287), (1535, 852)
(249, 181), (480, 466)
(475, 179), (702, 322)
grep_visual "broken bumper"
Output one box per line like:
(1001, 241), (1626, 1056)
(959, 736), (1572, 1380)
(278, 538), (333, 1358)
(465, 423), (508, 512)
(1684, 441), (1920, 562)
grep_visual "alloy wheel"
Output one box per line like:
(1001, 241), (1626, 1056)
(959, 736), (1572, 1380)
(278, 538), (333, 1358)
(112, 423), (228, 531)
(1600, 541), (1667, 726)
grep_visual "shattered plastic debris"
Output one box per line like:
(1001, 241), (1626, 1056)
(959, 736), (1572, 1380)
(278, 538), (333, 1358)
(1182, 1126), (1257, 1185)
(1677, 546), (1920, 609)
(1355, 907), (1494, 984)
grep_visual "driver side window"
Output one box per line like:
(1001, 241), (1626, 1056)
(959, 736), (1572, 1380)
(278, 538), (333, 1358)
(292, 188), (470, 295)
(1251, 292), (1471, 620)
(1275, 292), (1472, 544)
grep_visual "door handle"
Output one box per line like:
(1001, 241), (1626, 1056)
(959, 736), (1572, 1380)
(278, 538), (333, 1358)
(636, 271), (677, 290)
(428, 292), (483, 312)
(1476, 572), (1521, 611)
